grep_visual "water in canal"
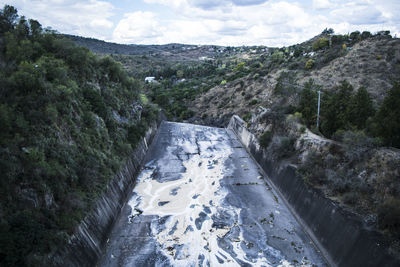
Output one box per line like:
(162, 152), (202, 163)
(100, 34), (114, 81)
(98, 122), (326, 267)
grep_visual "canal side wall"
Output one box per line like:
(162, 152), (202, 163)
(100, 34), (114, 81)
(228, 115), (398, 267)
(49, 117), (164, 267)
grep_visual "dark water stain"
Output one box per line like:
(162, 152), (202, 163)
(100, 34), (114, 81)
(195, 212), (209, 230)
(158, 201), (170, 206)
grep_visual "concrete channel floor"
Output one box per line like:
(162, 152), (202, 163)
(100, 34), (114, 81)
(98, 121), (327, 267)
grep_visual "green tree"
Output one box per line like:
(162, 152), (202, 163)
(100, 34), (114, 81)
(349, 31), (360, 42)
(361, 31), (372, 39)
(298, 79), (319, 127)
(305, 59), (314, 69)
(373, 82), (400, 147)
(321, 81), (353, 137)
(346, 87), (375, 129)
(0, 4), (18, 34)
(312, 37), (329, 51)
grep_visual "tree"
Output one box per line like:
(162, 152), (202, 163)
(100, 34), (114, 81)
(305, 59), (314, 69)
(346, 87), (375, 129)
(349, 31), (360, 42)
(373, 82), (400, 148)
(312, 37), (329, 51)
(321, 81), (353, 137)
(322, 28), (334, 35)
(361, 31), (372, 39)
(298, 79), (319, 127)
(0, 5), (18, 35)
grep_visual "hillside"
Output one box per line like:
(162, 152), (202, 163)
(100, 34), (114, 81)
(67, 34), (223, 57)
(0, 6), (158, 266)
(192, 32), (400, 124)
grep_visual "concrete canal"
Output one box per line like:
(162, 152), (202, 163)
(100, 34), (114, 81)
(98, 121), (326, 266)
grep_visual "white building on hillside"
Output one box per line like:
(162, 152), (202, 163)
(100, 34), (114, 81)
(145, 77), (156, 83)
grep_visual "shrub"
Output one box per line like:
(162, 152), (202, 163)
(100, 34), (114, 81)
(271, 51), (284, 63)
(140, 94), (149, 105)
(378, 197), (400, 236)
(331, 34), (348, 45)
(259, 130), (272, 148)
(312, 38), (329, 51)
(305, 59), (314, 70)
(243, 113), (251, 122)
(274, 71), (298, 96)
(298, 151), (326, 185)
(248, 99), (258, 106)
(342, 191), (359, 205)
(179, 109), (195, 120)
(233, 62), (245, 72)
(277, 136), (295, 158)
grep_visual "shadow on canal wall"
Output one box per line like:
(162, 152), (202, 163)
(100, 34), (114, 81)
(49, 116), (164, 267)
(228, 115), (398, 267)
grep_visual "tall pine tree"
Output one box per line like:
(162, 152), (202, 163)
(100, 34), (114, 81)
(374, 82), (400, 148)
(298, 79), (319, 127)
(321, 80), (353, 137)
(347, 87), (375, 129)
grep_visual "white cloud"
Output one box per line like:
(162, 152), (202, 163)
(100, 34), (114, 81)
(331, 3), (385, 25)
(312, 0), (334, 10)
(0, 0), (115, 39)
(112, 0), (319, 46)
(143, 0), (185, 8)
(1, 0), (399, 46)
(90, 19), (113, 29)
(112, 11), (163, 44)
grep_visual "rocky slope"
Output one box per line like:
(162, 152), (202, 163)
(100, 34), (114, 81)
(192, 34), (400, 125)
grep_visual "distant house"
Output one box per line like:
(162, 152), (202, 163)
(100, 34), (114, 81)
(199, 56), (213, 61)
(303, 51), (316, 57)
(145, 77), (156, 83)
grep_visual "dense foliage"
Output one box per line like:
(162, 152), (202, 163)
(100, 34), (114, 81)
(0, 6), (157, 266)
(298, 79), (319, 127)
(145, 59), (252, 120)
(372, 82), (400, 147)
(295, 80), (400, 149)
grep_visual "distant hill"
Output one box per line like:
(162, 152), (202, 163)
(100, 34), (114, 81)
(64, 34), (255, 62)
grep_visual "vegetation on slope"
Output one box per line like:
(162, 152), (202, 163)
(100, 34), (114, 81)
(253, 76), (400, 256)
(0, 5), (158, 266)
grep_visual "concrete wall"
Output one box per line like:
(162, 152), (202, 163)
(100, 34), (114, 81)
(228, 115), (398, 267)
(49, 119), (162, 267)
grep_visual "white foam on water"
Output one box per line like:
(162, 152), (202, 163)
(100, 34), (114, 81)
(126, 127), (296, 266)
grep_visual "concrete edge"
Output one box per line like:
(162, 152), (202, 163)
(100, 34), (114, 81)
(224, 120), (335, 267)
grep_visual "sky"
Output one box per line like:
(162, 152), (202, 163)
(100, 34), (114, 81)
(1, 0), (399, 46)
